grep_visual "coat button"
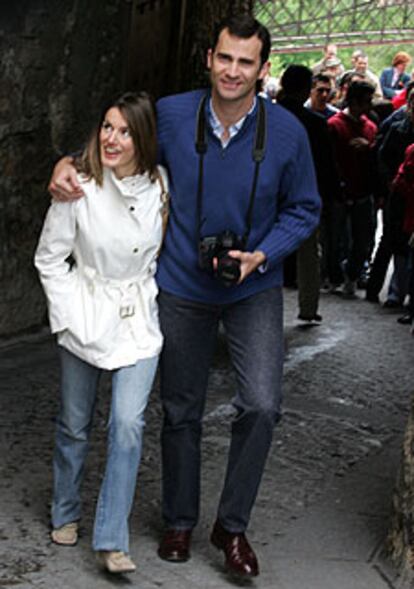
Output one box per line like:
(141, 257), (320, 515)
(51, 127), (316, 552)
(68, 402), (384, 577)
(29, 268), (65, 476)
(130, 206), (135, 211)
(133, 247), (139, 253)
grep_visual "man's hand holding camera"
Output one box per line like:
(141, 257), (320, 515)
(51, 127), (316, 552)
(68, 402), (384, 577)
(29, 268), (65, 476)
(213, 250), (266, 284)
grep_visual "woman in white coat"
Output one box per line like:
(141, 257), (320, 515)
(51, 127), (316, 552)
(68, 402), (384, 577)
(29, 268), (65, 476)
(35, 92), (168, 574)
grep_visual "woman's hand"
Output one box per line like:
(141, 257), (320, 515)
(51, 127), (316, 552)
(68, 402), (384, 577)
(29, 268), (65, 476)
(48, 157), (85, 201)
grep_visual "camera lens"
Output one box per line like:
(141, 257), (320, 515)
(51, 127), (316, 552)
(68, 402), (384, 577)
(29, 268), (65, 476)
(217, 255), (240, 287)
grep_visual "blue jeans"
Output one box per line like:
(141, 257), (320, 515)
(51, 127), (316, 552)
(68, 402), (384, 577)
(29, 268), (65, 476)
(386, 254), (410, 304)
(158, 287), (284, 533)
(52, 347), (158, 553)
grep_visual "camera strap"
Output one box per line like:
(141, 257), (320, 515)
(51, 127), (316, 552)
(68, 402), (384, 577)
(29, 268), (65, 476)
(195, 94), (267, 247)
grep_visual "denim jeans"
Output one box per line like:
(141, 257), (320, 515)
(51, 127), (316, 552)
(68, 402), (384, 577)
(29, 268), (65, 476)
(158, 287), (284, 533)
(330, 197), (374, 283)
(52, 347), (158, 553)
(386, 254), (410, 304)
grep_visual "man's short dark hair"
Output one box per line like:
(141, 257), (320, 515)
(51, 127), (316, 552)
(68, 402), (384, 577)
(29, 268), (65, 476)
(338, 71), (364, 89)
(212, 14), (271, 65)
(281, 65), (312, 95)
(312, 73), (331, 87)
(338, 72), (351, 89)
(346, 80), (375, 104)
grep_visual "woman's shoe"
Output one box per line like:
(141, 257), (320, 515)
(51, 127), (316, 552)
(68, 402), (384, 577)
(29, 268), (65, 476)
(51, 522), (78, 546)
(97, 551), (137, 574)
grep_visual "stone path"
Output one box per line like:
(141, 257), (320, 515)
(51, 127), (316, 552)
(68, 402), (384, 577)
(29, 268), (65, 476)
(0, 287), (413, 588)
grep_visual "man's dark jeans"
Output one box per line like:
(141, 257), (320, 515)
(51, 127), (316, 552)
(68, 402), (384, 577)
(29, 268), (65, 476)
(158, 287), (284, 533)
(330, 196), (374, 283)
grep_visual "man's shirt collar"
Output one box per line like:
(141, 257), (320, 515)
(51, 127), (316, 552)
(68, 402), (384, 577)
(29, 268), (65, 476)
(208, 97), (257, 148)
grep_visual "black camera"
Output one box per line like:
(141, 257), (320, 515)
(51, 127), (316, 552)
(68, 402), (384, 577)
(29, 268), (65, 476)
(198, 230), (244, 287)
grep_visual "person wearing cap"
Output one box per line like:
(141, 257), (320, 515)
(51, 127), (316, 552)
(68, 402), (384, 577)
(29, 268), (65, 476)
(321, 56), (343, 82)
(311, 43), (344, 77)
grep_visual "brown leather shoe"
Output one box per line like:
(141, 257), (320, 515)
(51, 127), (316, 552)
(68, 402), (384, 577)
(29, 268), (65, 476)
(210, 520), (259, 577)
(158, 529), (192, 562)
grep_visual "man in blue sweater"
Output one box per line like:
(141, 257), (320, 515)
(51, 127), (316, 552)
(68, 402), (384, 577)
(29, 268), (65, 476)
(49, 14), (320, 579)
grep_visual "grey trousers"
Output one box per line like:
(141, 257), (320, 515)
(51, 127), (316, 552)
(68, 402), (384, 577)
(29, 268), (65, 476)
(158, 287), (284, 533)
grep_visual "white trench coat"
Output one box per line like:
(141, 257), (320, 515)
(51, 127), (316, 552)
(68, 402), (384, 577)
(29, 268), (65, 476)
(35, 167), (168, 369)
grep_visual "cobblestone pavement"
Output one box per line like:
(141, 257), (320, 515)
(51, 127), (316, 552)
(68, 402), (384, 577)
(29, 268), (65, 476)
(0, 288), (413, 588)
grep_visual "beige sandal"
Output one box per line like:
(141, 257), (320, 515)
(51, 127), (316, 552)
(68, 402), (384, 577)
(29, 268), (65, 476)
(51, 522), (79, 546)
(96, 551), (137, 574)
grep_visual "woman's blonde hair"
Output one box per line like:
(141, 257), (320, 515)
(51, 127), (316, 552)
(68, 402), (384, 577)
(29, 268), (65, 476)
(77, 91), (158, 185)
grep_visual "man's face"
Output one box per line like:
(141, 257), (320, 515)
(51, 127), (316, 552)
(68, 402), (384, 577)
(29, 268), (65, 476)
(355, 57), (368, 74)
(396, 62), (407, 74)
(325, 44), (337, 59)
(207, 28), (269, 105)
(310, 81), (331, 111)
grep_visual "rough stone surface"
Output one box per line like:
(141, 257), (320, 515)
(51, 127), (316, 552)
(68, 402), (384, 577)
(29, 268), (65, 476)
(0, 288), (412, 587)
(0, 0), (254, 337)
(0, 2), (130, 336)
(388, 394), (414, 581)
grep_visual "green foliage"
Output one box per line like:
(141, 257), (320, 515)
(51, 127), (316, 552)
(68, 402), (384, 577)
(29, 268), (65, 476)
(254, 0), (414, 78)
(268, 45), (414, 80)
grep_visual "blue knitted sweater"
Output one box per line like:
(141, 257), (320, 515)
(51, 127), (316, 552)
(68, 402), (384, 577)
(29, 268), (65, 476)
(156, 90), (320, 304)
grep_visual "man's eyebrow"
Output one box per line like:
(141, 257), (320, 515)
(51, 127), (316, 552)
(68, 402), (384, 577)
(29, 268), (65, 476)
(216, 51), (255, 65)
(216, 51), (232, 59)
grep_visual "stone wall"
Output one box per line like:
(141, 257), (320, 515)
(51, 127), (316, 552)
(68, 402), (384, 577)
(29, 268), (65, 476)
(0, 1), (133, 336)
(387, 395), (414, 581)
(0, 0), (253, 337)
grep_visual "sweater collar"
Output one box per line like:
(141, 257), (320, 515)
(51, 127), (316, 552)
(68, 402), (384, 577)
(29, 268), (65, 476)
(208, 95), (257, 148)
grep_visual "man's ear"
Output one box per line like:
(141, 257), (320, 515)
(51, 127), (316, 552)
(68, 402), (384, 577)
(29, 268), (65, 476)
(258, 60), (271, 81)
(207, 48), (213, 70)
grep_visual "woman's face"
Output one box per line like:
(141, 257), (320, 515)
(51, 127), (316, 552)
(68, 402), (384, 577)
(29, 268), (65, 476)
(99, 107), (137, 178)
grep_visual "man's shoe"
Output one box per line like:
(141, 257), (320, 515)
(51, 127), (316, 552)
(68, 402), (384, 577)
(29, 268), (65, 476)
(97, 551), (136, 574)
(397, 314), (412, 325)
(298, 313), (322, 324)
(341, 278), (357, 298)
(158, 529), (192, 562)
(210, 520), (259, 578)
(327, 283), (343, 295)
(51, 522), (78, 546)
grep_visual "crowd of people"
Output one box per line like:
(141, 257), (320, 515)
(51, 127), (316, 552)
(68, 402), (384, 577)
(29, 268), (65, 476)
(263, 44), (414, 329)
(34, 13), (413, 581)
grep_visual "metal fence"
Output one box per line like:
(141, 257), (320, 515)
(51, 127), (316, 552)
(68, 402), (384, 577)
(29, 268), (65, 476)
(254, 0), (414, 53)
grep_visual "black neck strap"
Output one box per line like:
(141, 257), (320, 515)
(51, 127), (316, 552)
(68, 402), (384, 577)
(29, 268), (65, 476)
(195, 95), (267, 245)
